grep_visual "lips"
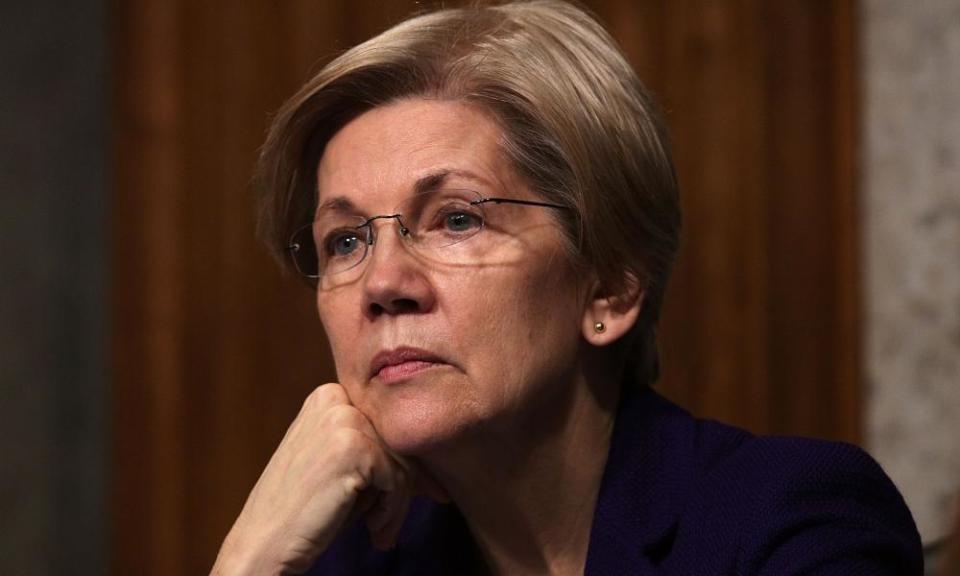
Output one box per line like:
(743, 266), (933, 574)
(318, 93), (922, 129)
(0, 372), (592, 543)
(370, 346), (446, 382)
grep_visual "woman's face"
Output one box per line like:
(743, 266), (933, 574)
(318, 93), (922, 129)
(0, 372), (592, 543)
(315, 98), (588, 455)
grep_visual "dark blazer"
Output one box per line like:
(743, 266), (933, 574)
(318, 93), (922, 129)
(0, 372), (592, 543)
(308, 386), (923, 575)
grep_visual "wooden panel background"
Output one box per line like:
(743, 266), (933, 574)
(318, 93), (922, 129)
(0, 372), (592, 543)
(110, 1), (857, 574)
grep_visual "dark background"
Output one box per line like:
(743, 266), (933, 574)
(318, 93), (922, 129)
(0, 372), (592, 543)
(1, 1), (107, 573)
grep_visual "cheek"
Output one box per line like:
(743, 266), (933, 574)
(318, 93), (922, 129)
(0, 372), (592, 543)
(452, 261), (582, 383)
(316, 292), (363, 383)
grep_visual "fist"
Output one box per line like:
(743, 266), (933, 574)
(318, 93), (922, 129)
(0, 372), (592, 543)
(211, 384), (418, 575)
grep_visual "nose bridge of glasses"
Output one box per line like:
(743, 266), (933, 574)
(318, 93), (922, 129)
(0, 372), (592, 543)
(363, 213), (410, 245)
(359, 213), (421, 272)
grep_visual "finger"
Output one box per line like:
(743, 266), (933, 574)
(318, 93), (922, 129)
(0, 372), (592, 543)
(280, 384), (351, 445)
(340, 413), (420, 498)
(379, 489), (411, 548)
(325, 404), (382, 447)
(364, 493), (392, 535)
(366, 488), (411, 551)
(356, 488), (379, 514)
(358, 433), (407, 494)
(309, 430), (403, 550)
(344, 486), (380, 528)
(371, 443), (449, 504)
(363, 460), (412, 547)
(363, 482), (406, 533)
(305, 383), (350, 412)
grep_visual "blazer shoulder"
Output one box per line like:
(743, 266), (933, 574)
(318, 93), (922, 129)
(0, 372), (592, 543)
(708, 433), (896, 493)
(685, 433), (924, 575)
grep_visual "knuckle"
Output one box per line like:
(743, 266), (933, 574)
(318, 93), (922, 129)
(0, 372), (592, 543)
(341, 470), (366, 496)
(329, 428), (368, 457)
(331, 436), (378, 494)
(304, 383), (348, 410)
(328, 404), (366, 428)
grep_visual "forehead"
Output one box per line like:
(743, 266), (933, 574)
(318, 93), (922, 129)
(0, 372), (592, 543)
(316, 98), (517, 209)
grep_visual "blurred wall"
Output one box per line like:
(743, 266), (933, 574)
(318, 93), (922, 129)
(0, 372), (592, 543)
(0, 1), (107, 574)
(863, 0), (960, 545)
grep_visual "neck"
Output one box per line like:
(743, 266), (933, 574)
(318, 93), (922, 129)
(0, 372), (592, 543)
(421, 371), (620, 576)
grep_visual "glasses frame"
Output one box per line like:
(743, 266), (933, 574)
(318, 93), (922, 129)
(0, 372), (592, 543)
(286, 193), (569, 287)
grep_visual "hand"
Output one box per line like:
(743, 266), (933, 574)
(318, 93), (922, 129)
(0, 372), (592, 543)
(210, 383), (445, 575)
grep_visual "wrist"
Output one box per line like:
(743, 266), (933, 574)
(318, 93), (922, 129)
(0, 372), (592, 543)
(211, 527), (284, 576)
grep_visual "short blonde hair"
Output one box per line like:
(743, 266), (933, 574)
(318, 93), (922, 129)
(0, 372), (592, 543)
(257, 0), (680, 387)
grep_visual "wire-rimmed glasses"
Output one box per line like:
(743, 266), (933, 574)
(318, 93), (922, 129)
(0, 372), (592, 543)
(287, 189), (568, 287)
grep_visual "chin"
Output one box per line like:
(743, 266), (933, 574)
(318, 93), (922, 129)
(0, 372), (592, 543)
(365, 373), (483, 455)
(377, 408), (467, 455)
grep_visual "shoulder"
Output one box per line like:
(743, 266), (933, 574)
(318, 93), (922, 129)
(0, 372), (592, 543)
(675, 420), (924, 574)
(590, 387), (922, 574)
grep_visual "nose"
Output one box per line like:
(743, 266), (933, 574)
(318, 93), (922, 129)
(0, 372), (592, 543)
(360, 219), (436, 318)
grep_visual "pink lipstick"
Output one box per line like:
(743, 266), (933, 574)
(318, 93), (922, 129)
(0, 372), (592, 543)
(370, 347), (445, 384)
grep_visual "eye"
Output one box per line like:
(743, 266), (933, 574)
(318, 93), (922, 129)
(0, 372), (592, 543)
(411, 193), (486, 242)
(444, 211), (481, 232)
(324, 231), (362, 257)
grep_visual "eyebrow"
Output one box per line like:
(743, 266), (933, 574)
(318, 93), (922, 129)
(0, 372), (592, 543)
(413, 169), (457, 194)
(315, 168), (491, 217)
(314, 196), (358, 216)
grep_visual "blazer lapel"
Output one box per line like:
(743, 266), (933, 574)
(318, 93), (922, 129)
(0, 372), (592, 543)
(584, 386), (697, 575)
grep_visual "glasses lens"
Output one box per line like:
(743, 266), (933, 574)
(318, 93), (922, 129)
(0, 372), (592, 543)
(398, 189), (486, 252)
(288, 224), (319, 279)
(311, 214), (369, 277)
(293, 190), (489, 284)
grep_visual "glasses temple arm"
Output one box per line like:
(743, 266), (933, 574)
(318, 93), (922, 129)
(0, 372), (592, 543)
(473, 197), (569, 210)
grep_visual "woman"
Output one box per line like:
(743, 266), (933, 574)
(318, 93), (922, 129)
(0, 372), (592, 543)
(212, 1), (922, 574)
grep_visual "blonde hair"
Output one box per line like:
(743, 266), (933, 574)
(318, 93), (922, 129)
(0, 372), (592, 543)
(257, 0), (680, 387)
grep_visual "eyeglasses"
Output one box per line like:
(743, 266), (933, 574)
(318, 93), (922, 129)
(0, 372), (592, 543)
(287, 189), (568, 287)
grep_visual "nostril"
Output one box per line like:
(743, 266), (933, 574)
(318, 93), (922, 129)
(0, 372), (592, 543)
(391, 298), (419, 314)
(366, 298), (419, 317)
(368, 302), (385, 317)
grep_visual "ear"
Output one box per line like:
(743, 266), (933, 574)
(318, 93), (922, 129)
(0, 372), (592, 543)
(581, 276), (644, 346)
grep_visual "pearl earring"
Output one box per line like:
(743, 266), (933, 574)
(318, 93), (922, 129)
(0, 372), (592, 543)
(594, 321), (606, 333)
